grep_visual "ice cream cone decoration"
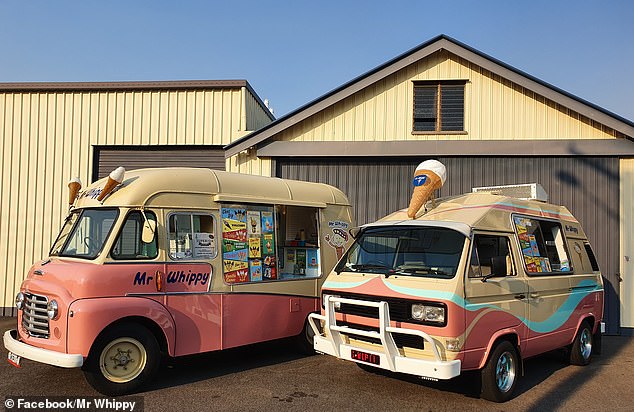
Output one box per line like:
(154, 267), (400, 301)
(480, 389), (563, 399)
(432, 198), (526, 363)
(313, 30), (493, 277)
(97, 166), (125, 202)
(67, 177), (82, 206)
(407, 160), (446, 219)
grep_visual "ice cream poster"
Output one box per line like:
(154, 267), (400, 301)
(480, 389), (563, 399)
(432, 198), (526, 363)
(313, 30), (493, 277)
(223, 239), (247, 253)
(263, 264), (277, 280)
(325, 224), (349, 259)
(261, 212), (274, 233)
(247, 211), (261, 236)
(263, 233), (275, 255)
(307, 249), (319, 268)
(248, 237), (261, 258)
(193, 233), (215, 259)
(224, 268), (249, 283)
(249, 259), (262, 282)
(529, 235), (540, 256)
(222, 208), (247, 241)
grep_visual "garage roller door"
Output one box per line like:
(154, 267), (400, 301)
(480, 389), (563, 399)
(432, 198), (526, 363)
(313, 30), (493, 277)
(277, 156), (620, 334)
(94, 146), (225, 181)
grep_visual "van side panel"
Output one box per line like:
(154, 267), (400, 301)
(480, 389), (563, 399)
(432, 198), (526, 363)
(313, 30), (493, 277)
(221, 294), (318, 349)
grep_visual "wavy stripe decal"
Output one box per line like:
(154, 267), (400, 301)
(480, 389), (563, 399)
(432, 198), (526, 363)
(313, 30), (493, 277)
(326, 277), (601, 334)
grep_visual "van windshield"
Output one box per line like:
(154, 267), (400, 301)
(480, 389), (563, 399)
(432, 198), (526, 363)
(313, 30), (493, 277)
(336, 226), (466, 279)
(50, 208), (119, 259)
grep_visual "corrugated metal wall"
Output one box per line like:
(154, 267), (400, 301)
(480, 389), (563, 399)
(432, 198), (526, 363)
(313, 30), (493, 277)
(0, 87), (272, 313)
(278, 156), (621, 333)
(621, 159), (634, 329)
(95, 147), (226, 180)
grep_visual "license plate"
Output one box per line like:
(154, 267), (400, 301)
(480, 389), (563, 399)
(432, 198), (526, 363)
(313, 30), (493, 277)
(7, 351), (21, 368)
(351, 349), (380, 365)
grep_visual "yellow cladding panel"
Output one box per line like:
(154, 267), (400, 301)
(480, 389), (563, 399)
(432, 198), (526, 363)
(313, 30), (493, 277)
(621, 159), (634, 328)
(276, 50), (620, 143)
(0, 86), (273, 311)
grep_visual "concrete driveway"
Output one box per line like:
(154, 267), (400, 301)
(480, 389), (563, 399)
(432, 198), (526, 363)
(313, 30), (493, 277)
(1, 317), (632, 411)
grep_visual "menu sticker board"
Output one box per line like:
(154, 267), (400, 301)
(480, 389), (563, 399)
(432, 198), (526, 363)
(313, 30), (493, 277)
(222, 205), (277, 284)
(222, 208), (248, 283)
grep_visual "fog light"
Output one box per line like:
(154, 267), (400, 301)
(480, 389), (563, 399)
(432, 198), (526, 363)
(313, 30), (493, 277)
(15, 292), (24, 310)
(446, 338), (461, 352)
(47, 300), (59, 320)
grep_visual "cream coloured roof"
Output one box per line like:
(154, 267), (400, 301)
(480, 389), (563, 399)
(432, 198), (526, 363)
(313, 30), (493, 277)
(74, 168), (350, 208)
(377, 192), (584, 237)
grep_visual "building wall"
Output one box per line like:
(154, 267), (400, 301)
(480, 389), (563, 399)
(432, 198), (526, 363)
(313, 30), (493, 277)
(621, 158), (634, 329)
(0, 86), (271, 313)
(275, 50), (621, 143)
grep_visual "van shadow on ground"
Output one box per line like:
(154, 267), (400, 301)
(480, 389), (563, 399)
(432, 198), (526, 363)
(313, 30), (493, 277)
(146, 334), (631, 406)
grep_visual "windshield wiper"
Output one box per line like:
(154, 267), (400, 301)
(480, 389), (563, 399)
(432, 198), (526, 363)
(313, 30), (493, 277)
(393, 267), (448, 276)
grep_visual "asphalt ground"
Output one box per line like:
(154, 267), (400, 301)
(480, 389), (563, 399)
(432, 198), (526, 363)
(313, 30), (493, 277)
(1, 317), (633, 411)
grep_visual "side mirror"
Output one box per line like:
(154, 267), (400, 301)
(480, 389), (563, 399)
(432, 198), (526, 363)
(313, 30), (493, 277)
(142, 219), (157, 244)
(491, 256), (508, 277)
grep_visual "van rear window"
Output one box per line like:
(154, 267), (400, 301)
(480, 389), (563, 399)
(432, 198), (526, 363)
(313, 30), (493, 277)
(513, 216), (572, 274)
(584, 243), (600, 272)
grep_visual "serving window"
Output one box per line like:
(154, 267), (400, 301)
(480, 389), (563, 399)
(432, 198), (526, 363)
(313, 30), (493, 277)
(512, 215), (572, 274)
(221, 204), (320, 284)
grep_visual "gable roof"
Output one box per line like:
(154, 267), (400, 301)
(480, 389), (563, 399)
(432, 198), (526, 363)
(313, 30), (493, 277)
(225, 34), (633, 157)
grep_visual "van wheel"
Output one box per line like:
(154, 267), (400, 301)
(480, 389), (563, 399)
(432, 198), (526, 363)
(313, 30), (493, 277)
(83, 323), (160, 396)
(295, 318), (317, 355)
(480, 340), (519, 402)
(569, 321), (593, 366)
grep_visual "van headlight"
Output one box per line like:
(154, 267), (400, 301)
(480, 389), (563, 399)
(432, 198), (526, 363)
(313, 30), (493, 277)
(47, 300), (59, 320)
(15, 292), (25, 310)
(411, 303), (446, 325)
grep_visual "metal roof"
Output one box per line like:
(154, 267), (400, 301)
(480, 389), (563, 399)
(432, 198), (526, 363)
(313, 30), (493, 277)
(225, 34), (634, 157)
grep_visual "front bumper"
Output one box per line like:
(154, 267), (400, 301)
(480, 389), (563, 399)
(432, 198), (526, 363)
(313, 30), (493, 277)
(3, 329), (83, 368)
(309, 296), (461, 380)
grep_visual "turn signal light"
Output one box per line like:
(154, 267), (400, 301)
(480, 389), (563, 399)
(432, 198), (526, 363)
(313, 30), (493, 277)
(156, 270), (164, 292)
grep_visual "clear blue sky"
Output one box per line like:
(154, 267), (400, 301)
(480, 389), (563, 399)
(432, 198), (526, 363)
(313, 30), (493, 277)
(1, 0), (633, 120)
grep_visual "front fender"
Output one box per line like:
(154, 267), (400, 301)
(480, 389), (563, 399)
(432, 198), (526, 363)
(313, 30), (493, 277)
(67, 297), (176, 357)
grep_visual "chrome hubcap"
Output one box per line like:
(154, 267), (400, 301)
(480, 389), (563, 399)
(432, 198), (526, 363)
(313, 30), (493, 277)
(495, 351), (516, 393)
(580, 328), (592, 360)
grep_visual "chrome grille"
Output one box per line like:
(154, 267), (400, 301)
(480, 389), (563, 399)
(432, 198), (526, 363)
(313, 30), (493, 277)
(21, 292), (49, 338)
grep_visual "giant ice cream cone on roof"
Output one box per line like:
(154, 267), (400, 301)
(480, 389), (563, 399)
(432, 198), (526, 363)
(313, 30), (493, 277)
(67, 177), (82, 206)
(407, 160), (446, 219)
(97, 166), (125, 202)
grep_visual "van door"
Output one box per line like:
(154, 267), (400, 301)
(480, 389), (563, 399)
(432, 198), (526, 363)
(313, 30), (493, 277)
(165, 212), (221, 356)
(463, 233), (528, 369)
(512, 216), (574, 358)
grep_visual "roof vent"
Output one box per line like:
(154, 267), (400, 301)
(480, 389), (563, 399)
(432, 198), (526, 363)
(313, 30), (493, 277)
(472, 183), (548, 202)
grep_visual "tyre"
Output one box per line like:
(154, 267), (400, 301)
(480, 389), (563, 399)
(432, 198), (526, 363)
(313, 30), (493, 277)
(83, 323), (160, 396)
(295, 317), (317, 355)
(569, 321), (593, 366)
(480, 340), (519, 402)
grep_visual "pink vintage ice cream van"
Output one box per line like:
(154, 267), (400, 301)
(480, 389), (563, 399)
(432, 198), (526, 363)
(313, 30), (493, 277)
(309, 180), (604, 402)
(4, 167), (353, 395)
